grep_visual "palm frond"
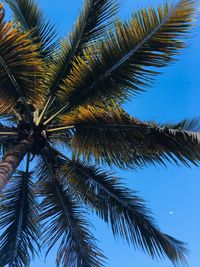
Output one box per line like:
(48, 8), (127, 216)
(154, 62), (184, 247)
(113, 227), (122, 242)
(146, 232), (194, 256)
(59, 105), (200, 168)
(5, 0), (58, 59)
(59, 158), (188, 266)
(0, 170), (40, 266)
(47, 0), (118, 98)
(58, 0), (195, 110)
(0, 4), (44, 113)
(70, 0), (118, 48)
(38, 154), (105, 267)
(161, 118), (200, 132)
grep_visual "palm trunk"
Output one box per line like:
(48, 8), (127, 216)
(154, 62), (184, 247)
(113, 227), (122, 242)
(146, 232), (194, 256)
(0, 140), (30, 192)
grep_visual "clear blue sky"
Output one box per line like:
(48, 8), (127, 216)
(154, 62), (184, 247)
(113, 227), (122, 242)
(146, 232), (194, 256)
(4, 0), (200, 266)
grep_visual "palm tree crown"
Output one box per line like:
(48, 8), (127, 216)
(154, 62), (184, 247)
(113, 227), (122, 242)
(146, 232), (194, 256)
(0, 0), (199, 266)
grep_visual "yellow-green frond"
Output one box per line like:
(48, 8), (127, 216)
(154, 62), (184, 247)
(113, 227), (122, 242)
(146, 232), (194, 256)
(5, 0), (58, 59)
(60, 105), (200, 168)
(58, 0), (195, 110)
(0, 4), (44, 113)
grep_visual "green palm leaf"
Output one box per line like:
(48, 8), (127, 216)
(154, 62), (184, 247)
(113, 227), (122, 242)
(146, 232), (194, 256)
(0, 170), (40, 266)
(59, 157), (188, 266)
(5, 0), (58, 59)
(58, 0), (195, 110)
(58, 105), (200, 168)
(38, 154), (105, 267)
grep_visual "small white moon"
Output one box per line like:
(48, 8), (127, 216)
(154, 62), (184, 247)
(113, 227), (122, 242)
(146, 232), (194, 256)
(169, 211), (173, 215)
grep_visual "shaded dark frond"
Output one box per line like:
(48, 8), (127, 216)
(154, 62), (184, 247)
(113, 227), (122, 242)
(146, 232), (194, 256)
(60, 158), (188, 266)
(60, 105), (200, 168)
(59, 0), (195, 109)
(36, 152), (64, 182)
(0, 170), (40, 266)
(39, 155), (105, 267)
(47, 0), (118, 99)
(0, 4), (44, 112)
(5, 0), (58, 59)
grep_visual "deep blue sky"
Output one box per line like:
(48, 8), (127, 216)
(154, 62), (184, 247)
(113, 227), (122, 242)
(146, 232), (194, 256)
(4, 0), (200, 266)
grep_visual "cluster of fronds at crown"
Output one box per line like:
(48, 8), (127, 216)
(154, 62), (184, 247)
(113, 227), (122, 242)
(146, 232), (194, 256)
(0, 0), (199, 266)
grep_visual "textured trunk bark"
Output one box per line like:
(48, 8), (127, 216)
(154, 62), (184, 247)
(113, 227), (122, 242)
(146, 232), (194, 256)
(0, 139), (30, 192)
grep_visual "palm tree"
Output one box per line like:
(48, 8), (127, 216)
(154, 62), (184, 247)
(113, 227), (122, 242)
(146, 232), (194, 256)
(0, 0), (199, 266)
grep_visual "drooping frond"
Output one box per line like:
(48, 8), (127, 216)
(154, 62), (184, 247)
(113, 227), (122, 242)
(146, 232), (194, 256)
(47, 0), (118, 98)
(59, 105), (200, 168)
(58, 0), (195, 110)
(59, 158), (188, 266)
(38, 154), (105, 267)
(0, 3), (44, 113)
(0, 170), (40, 266)
(5, 0), (58, 59)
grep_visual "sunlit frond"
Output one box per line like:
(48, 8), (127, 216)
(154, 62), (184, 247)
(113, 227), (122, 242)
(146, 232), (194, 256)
(38, 154), (105, 267)
(0, 3), (44, 113)
(58, 0), (195, 110)
(5, 0), (58, 59)
(47, 0), (118, 100)
(59, 158), (188, 266)
(0, 170), (40, 266)
(60, 105), (200, 168)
